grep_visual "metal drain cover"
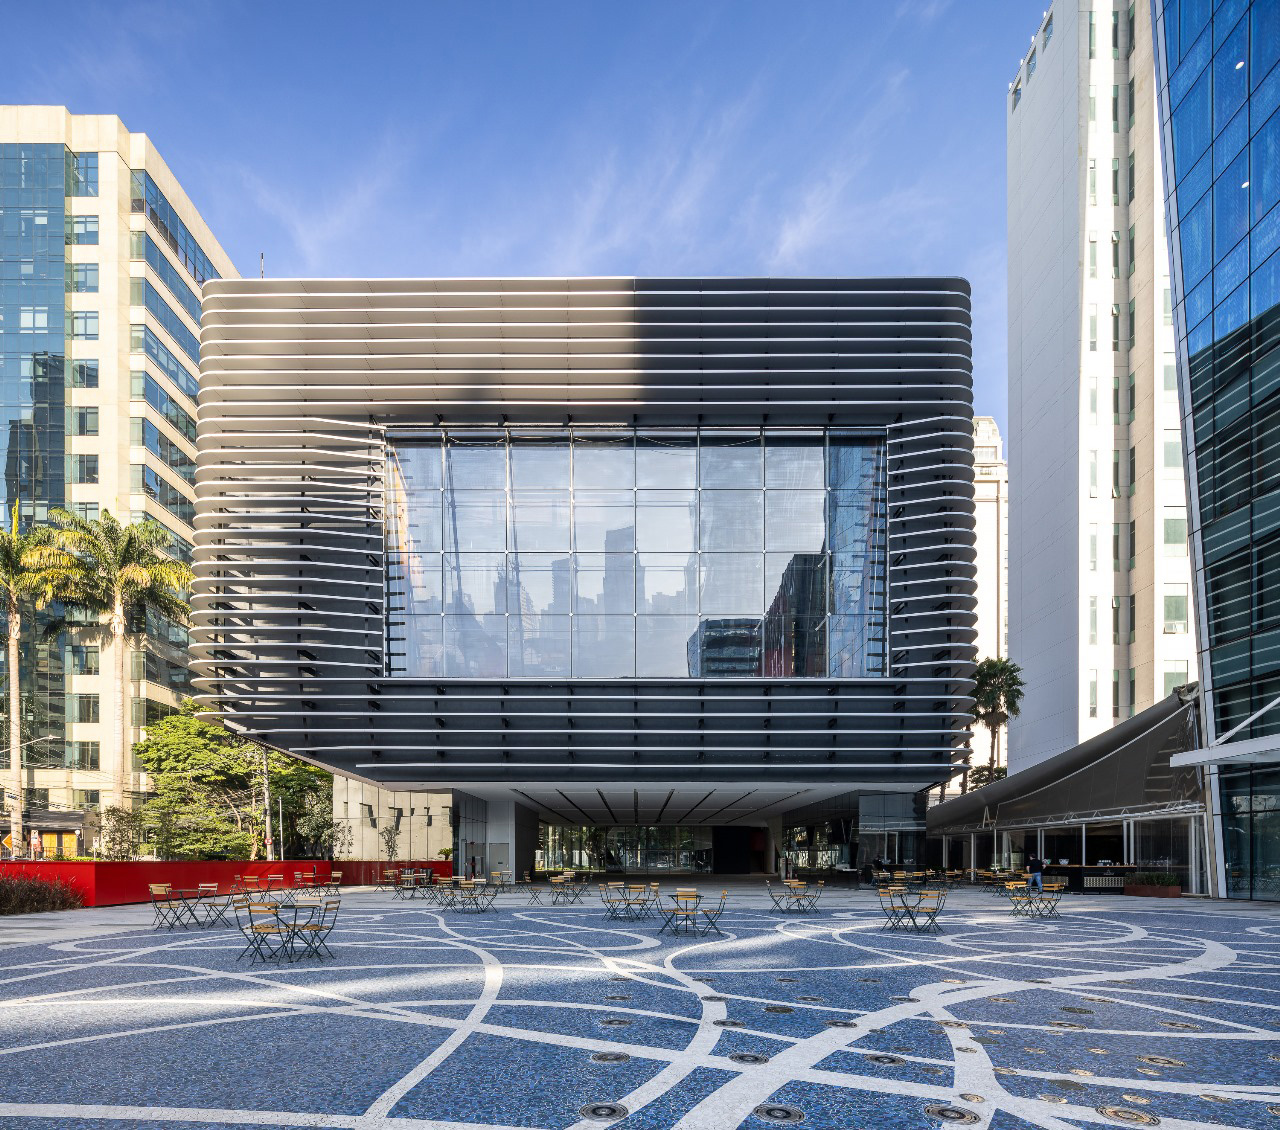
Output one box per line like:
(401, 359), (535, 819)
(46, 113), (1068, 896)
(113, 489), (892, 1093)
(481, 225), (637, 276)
(777, 976), (799, 983)
(1050, 1021), (1085, 1029)
(796, 995), (823, 1002)
(600, 1017), (631, 1027)
(1040, 1095), (1068, 1104)
(989, 996), (1015, 1002)
(729, 1052), (770, 1065)
(1095, 1107), (1160, 1126)
(923, 1105), (980, 1124)
(701, 995), (728, 1002)
(1138, 1055), (1184, 1067)
(591, 1052), (630, 1064)
(867, 1053), (905, 1065)
(764, 1004), (793, 1014)
(1051, 1079), (1085, 1091)
(604, 994), (630, 1000)
(959, 1094), (985, 1104)
(580, 1103), (629, 1122)
(824, 1019), (857, 1028)
(753, 1105), (804, 1124)
(858, 977), (881, 982)
(938, 1020), (968, 1029)
(713, 1019), (744, 1028)
(1062, 1006), (1093, 1014)
(1159, 1020), (1200, 1030)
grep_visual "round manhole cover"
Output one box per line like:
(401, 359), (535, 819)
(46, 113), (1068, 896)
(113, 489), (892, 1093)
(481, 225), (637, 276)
(764, 1005), (793, 1014)
(777, 976), (799, 983)
(701, 995), (727, 1002)
(1095, 1108), (1160, 1126)
(713, 1019), (744, 1028)
(1062, 1006), (1093, 1014)
(890, 995), (918, 1002)
(1159, 1021), (1200, 1030)
(600, 1017), (631, 1028)
(923, 1105), (980, 1124)
(1121, 1095), (1150, 1105)
(867, 1054), (905, 1065)
(1138, 1055), (1184, 1067)
(591, 1052), (630, 1064)
(1050, 1021), (1085, 1029)
(753, 1105), (804, 1124)
(1040, 1095), (1068, 1104)
(939, 1020), (968, 1029)
(994, 1067), (1017, 1076)
(1199, 1094), (1231, 1103)
(604, 994), (630, 1001)
(824, 1019), (857, 1028)
(959, 1094), (985, 1104)
(729, 1052), (770, 1066)
(580, 1103), (629, 1122)
(796, 995), (823, 1002)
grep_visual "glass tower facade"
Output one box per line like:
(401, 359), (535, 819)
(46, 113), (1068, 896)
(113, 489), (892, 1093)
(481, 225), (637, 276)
(387, 429), (887, 680)
(0, 143), (70, 772)
(1153, 0), (1280, 897)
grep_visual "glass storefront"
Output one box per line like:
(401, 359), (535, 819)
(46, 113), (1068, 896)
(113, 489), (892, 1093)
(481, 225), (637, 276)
(385, 428), (887, 678)
(538, 824), (713, 874)
(1221, 766), (1280, 899)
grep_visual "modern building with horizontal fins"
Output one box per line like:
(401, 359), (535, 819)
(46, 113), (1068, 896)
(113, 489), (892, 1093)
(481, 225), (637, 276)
(193, 277), (976, 877)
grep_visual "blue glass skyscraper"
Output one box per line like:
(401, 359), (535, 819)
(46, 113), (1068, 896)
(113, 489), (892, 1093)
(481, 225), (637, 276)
(1153, 0), (1280, 898)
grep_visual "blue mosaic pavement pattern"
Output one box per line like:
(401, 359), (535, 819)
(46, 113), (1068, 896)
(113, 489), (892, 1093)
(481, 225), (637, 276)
(0, 889), (1276, 1128)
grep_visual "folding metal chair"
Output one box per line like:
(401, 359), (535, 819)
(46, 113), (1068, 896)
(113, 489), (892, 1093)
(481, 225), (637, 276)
(764, 881), (789, 912)
(699, 891), (728, 935)
(877, 890), (907, 930)
(906, 890), (946, 933)
(235, 900), (291, 962)
(149, 884), (183, 930)
(294, 899), (341, 958)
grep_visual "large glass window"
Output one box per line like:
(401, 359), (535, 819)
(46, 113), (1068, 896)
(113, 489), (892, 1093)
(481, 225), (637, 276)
(387, 429), (887, 679)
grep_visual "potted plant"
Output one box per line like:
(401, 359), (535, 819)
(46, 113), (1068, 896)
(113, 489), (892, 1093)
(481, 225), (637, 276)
(1123, 871), (1182, 898)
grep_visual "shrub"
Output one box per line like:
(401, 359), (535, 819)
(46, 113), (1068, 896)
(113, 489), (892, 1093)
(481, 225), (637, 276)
(0, 874), (84, 915)
(1128, 872), (1180, 886)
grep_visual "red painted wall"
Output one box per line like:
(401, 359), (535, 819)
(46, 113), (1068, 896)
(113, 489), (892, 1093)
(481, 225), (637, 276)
(0, 860), (453, 907)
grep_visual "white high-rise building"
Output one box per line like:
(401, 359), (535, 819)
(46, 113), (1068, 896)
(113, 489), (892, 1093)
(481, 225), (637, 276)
(0, 108), (236, 854)
(972, 416), (1010, 767)
(1006, 3), (1194, 773)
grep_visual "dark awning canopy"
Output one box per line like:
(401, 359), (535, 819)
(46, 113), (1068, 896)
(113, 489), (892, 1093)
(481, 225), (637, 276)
(927, 690), (1204, 835)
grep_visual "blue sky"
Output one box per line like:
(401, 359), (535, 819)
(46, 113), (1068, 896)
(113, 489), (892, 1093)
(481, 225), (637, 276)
(5, 1), (1037, 431)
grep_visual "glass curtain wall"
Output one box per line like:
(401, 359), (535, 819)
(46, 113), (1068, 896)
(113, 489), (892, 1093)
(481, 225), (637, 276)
(0, 144), (69, 774)
(386, 429), (887, 679)
(1220, 766), (1280, 898)
(538, 824), (714, 873)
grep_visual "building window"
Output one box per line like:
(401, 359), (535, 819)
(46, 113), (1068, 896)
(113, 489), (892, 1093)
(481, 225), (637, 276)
(68, 215), (99, 245)
(1089, 305), (1098, 351)
(71, 361), (99, 388)
(68, 694), (100, 724)
(1128, 299), (1136, 348)
(1164, 661), (1189, 697)
(1128, 77), (1135, 126)
(1089, 671), (1098, 718)
(68, 454), (99, 484)
(1129, 519), (1137, 570)
(1012, 82), (1022, 109)
(1089, 233), (1097, 278)
(1089, 524), (1098, 571)
(1128, 444), (1136, 495)
(1112, 449), (1122, 497)
(1089, 85), (1096, 123)
(1088, 159), (1097, 204)
(68, 152), (98, 196)
(66, 742), (100, 771)
(1042, 13), (1053, 46)
(1089, 596), (1098, 644)
(71, 311), (98, 340)
(1128, 594), (1137, 644)
(1128, 667), (1136, 716)
(69, 645), (100, 675)
(1112, 596), (1122, 644)
(1088, 11), (1096, 58)
(1164, 510), (1188, 555)
(1112, 304), (1121, 351)
(69, 407), (99, 437)
(1128, 225), (1136, 276)
(1163, 586), (1189, 633)
(1089, 375), (1098, 422)
(1112, 230), (1121, 278)
(70, 263), (98, 293)
(1113, 373), (1122, 423)
(1127, 371), (1136, 423)
(1163, 287), (1173, 326)
(69, 502), (99, 522)
(1113, 670), (1121, 719)
(1164, 430), (1182, 471)
(1126, 2), (1135, 56)
(1163, 361), (1177, 392)
(73, 789), (100, 810)
(1113, 523), (1122, 571)
(1112, 9), (1120, 58)
(1112, 159), (1121, 205)
(1128, 152), (1135, 202)
(1112, 85), (1120, 132)
(1027, 49), (1037, 79)
(19, 306), (48, 332)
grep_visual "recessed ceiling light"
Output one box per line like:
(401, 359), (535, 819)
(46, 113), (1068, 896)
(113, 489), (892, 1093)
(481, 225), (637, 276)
(1242, 180), (1250, 189)
(1235, 60), (1245, 70)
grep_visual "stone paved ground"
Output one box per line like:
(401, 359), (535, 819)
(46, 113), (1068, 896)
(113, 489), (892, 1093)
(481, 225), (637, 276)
(0, 884), (1277, 1129)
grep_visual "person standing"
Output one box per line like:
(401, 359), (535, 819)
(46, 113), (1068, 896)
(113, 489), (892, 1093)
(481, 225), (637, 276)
(1027, 854), (1044, 890)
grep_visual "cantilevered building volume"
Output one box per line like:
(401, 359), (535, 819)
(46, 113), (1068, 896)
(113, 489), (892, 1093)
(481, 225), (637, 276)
(193, 278), (976, 876)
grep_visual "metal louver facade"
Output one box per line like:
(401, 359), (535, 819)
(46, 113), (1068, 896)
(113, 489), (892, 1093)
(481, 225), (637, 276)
(193, 277), (976, 816)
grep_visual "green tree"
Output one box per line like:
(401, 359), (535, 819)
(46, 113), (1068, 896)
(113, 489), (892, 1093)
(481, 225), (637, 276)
(966, 657), (1026, 792)
(99, 805), (141, 861)
(34, 510), (193, 810)
(0, 505), (62, 858)
(379, 820), (401, 863)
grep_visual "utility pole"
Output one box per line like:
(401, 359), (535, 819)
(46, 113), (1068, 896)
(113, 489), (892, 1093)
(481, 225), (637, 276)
(261, 746), (274, 862)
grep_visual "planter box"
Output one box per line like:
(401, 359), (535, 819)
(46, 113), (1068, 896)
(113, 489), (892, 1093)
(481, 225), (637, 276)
(1123, 883), (1181, 898)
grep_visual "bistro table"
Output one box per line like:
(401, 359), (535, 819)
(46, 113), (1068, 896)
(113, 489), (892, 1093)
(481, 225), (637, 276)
(658, 891), (702, 935)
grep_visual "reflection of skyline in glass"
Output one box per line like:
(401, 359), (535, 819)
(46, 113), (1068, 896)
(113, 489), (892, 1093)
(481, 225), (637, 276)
(386, 430), (886, 678)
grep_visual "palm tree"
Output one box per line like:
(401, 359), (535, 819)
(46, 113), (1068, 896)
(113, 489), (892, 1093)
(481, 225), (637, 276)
(972, 657), (1026, 781)
(0, 505), (62, 858)
(34, 511), (193, 810)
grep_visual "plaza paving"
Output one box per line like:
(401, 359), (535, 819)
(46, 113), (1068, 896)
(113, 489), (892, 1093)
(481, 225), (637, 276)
(0, 885), (1277, 1129)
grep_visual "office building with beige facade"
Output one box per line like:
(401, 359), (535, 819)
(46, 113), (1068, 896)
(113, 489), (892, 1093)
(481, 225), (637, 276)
(0, 107), (236, 855)
(1006, 3), (1195, 773)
